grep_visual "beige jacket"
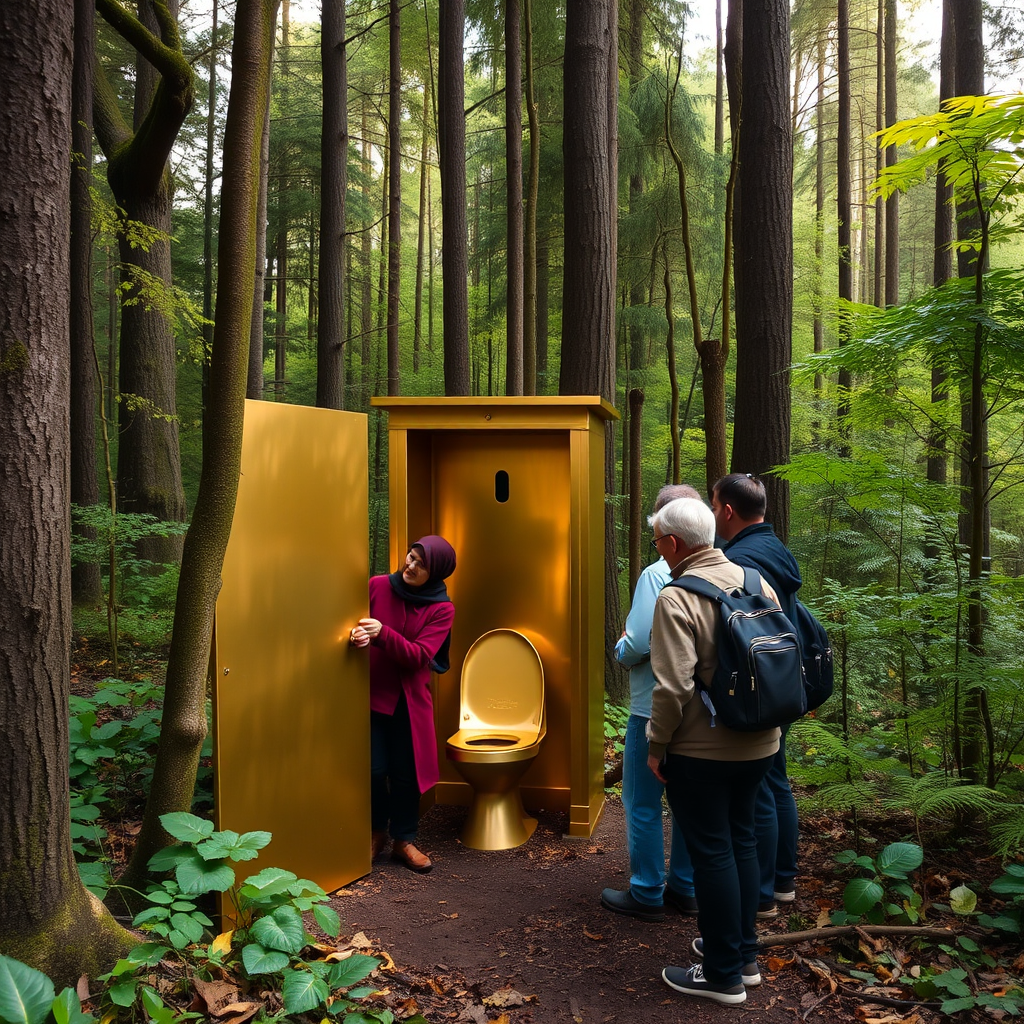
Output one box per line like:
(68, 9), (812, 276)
(648, 546), (782, 762)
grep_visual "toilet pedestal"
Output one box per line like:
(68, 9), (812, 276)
(451, 758), (538, 851)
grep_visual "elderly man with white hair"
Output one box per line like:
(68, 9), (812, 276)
(646, 497), (781, 1006)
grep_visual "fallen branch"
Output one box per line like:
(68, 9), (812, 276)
(758, 924), (954, 947)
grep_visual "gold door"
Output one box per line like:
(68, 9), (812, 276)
(214, 400), (370, 893)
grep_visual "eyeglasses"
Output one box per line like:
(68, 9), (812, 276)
(650, 534), (675, 550)
(405, 551), (426, 571)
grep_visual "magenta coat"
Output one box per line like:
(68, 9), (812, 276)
(367, 574), (455, 793)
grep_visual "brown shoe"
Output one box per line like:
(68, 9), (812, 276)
(391, 840), (432, 873)
(371, 831), (389, 860)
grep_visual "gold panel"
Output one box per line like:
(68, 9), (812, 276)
(214, 400), (370, 893)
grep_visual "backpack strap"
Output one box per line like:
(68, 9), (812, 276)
(740, 566), (762, 595)
(668, 566), (763, 601)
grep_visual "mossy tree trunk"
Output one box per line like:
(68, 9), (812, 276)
(0, 0), (133, 984)
(92, 0), (193, 565)
(114, 0), (279, 898)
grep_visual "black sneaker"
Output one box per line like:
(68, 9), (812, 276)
(600, 887), (666, 922)
(664, 888), (699, 915)
(690, 936), (762, 987)
(774, 883), (796, 902)
(662, 964), (746, 1004)
(756, 901), (779, 919)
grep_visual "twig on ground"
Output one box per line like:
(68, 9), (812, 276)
(758, 924), (954, 947)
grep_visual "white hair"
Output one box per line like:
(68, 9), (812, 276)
(648, 497), (715, 549)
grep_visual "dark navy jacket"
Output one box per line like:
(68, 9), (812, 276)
(721, 522), (802, 620)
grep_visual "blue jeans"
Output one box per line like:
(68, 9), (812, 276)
(664, 753), (774, 988)
(370, 694), (421, 842)
(754, 728), (799, 902)
(622, 715), (694, 905)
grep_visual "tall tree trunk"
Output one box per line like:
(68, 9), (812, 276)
(812, 27), (826, 406)
(275, 226), (288, 397)
(413, 87), (429, 375)
(317, 0), (347, 409)
(203, 0), (219, 447)
(386, 0), (401, 397)
(536, 226), (549, 388)
(0, 0), (133, 980)
(627, 387), (644, 598)
(505, 0), (524, 395)
(523, 0), (539, 395)
(360, 97), (374, 409)
(663, 243), (680, 485)
(438, 0), (470, 394)
(714, 0), (725, 154)
(117, 0), (278, 896)
(71, 0), (102, 605)
(873, 0), (884, 308)
(730, 0), (793, 540)
(93, 0), (193, 564)
(837, 0), (853, 446)
(884, 0), (899, 306)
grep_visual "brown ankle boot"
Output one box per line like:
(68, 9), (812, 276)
(371, 831), (389, 860)
(391, 840), (432, 873)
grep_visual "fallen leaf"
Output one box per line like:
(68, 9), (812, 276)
(211, 931), (233, 957)
(76, 976), (91, 1001)
(442, 912), (459, 919)
(428, 978), (446, 996)
(351, 931), (373, 949)
(217, 1003), (260, 1024)
(583, 927), (603, 941)
(193, 978), (241, 1015)
(483, 987), (526, 1008)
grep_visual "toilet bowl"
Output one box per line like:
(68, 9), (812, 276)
(445, 629), (546, 851)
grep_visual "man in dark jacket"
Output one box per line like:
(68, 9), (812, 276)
(711, 473), (801, 918)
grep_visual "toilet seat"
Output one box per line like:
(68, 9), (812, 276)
(445, 629), (546, 764)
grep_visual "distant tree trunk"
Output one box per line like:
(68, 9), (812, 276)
(837, 0), (853, 443)
(873, 0), (884, 308)
(438, 0), (470, 394)
(93, 0), (193, 564)
(626, 0), (648, 375)
(116, 0), (278, 896)
(628, 387), (644, 598)
(413, 87), (429, 374)
(275, 226), (288, 397)
(0, 0), (133, 980)
(714, 0), (725, 154)
(247, 29), (273, 400)
(317, 0), (347, 409)
(730, 0), (792, 540)
(536, 226), (549, 388)
(202, 0), (219, 448)
(505, 0), (524, 395)
(884, 0), (899, 306)
(360, 97), (373, 408)
(663, 243), (680, 485)
(812, 28), (825, 404)
(386, 0), (401, 397)
(71, 0), (102, 605)
(523, 0), (539, 395)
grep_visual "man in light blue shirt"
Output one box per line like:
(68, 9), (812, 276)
(600, 484), (698, 922)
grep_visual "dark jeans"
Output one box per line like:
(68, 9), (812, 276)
(370, 694), (420, 842)
(664, 753), (774, 987)
(754, 728), (799, 902)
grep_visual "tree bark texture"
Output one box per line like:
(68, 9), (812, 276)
(627, 388), (644, 600)
(117, 0), (278, 895)
(0, 0), (132, 981)
(71, 0), (103, 605)
(317, 0), (347, 409)
(505, 0), (524, 396)
(837, 0), (853, 436)
(523, 0), (539, 395)
(93, 0), (193, 564)
(438, 0), (470, 394)
(730, 0), (792, 541)
(387, 0), (401, 397)
(884, 0), (899, 306)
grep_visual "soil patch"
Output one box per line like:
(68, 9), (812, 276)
(329, 799), (955, 1024)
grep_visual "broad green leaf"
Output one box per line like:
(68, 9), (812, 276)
(132, 907), (169, 927)
(876, 842), (923, 878)
(250, 906), (305, 954)
(197, 830), (272, 862)
(239, 867), (297, 899)
(281, 970), (329, 1015)
(159, 812), (214, 844)
(940, 996), (978, 1013)
(174, 849), (235, 895)
(328, 955), (380, 990)
(950, 885), (978, 915)
(0, 956), (56, 1024)
(126, 944), (170, 967)
(50, 987), (95, 1024)
(168, 913), (204, 944)
(313, 904), (341, 939)
(107, 979), (137, 1008)
(140, 986), (177, 1024)
(92, 721), (122, 740)
(141, 888), (175, 905)
(992, 872), (1024, 896)
(957, 935), (981, 953)
(241, 943), (289, 976)
(146, 846), (190, 873)
(843, 877), (884, 916)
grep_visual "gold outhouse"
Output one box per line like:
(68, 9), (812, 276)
(372, 396), (617, 840)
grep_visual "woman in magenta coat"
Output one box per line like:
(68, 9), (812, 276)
(350, 535), (456, 873)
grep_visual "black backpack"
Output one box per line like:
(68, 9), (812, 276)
(792, 598), (834, 712)
(666, 567), (807, 732)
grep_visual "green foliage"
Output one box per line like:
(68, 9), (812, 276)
(832, 841), (924, 925)
(604, 701), (629, 755)
(979, 863), (1024, 936)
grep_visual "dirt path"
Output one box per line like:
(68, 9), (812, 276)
(329, 799), (916, 1023)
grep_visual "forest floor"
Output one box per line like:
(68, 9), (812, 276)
(327, 797), (1016, 1024)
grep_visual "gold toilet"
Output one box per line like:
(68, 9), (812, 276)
(445, 629), (546, 851)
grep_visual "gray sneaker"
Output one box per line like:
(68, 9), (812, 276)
(662, 963), (746, 1004)
(690, 936), (762, 987)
